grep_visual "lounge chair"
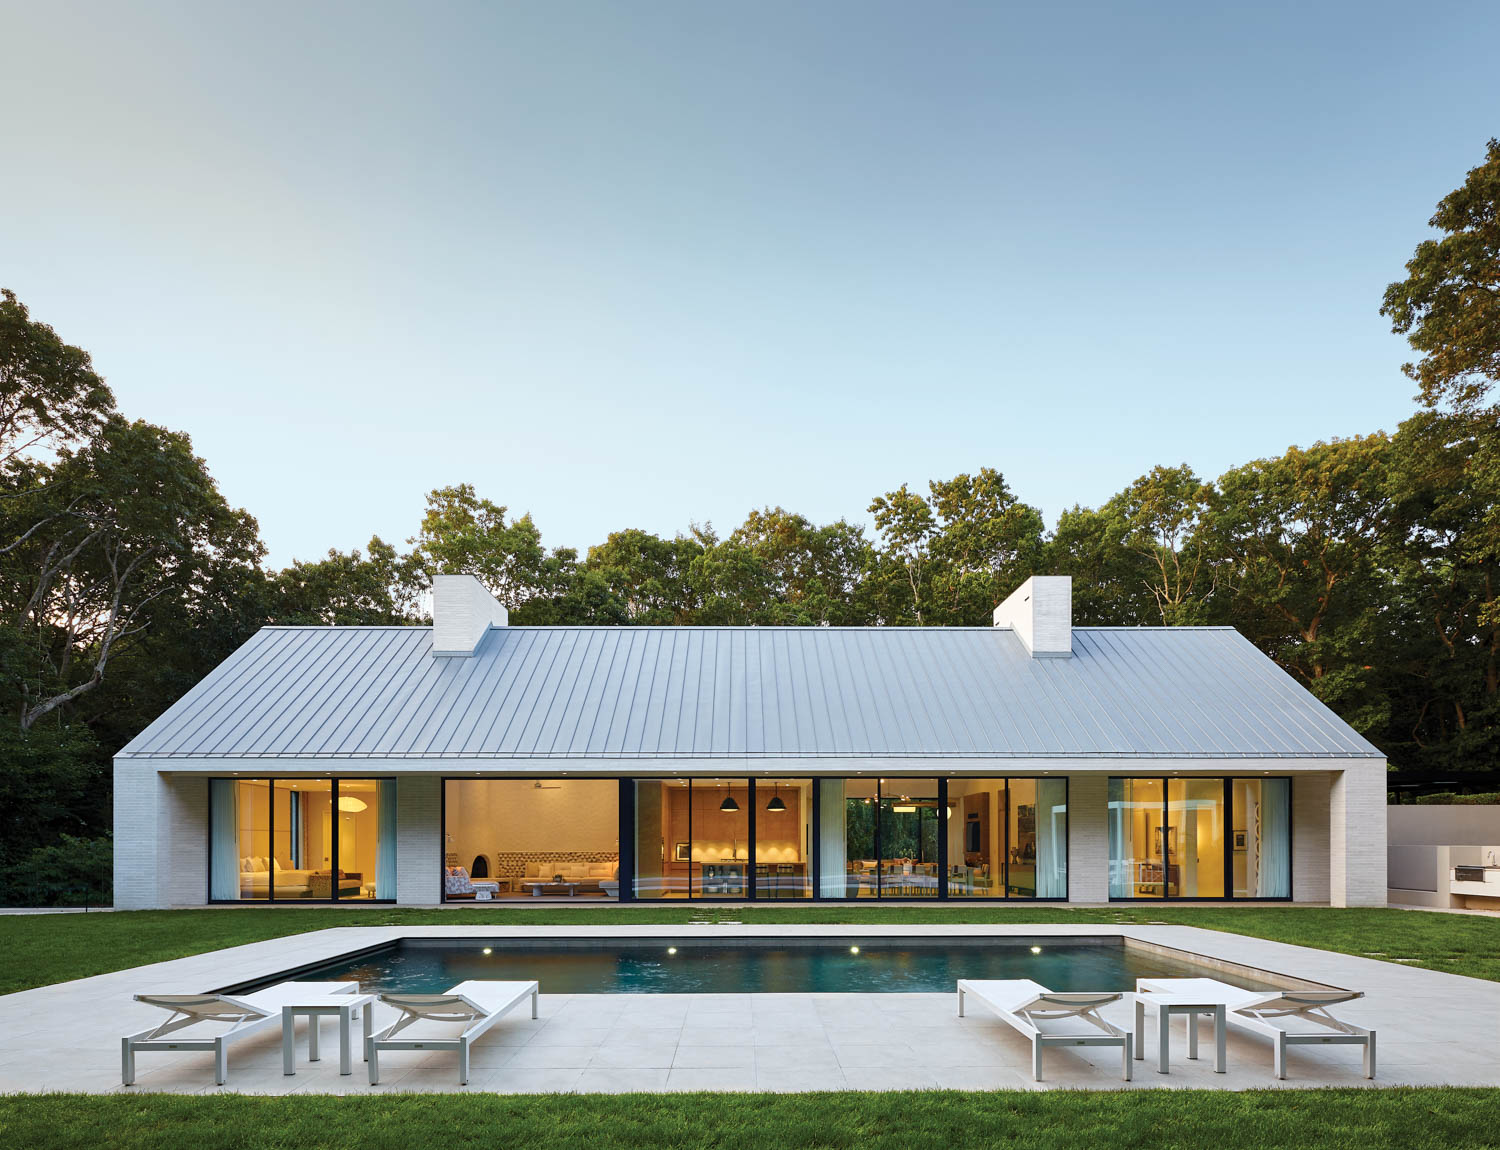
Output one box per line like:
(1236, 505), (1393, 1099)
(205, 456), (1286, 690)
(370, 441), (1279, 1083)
(957, 978), (1133, 1081)
(122, 979), (359, 1086)
(1137, 977), (1374, 1079)
(367, 979), (539, 1085)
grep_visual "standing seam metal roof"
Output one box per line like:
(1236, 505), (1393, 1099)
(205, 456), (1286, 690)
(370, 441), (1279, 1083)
(117, 624), (1384, 761)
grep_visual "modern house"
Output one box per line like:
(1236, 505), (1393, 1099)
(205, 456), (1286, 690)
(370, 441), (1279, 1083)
(112, 574), (1388, 909)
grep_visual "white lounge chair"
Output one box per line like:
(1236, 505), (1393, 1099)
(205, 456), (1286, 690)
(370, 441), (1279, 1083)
(1137, 976), (1374, 1079)
(122, 979), (359, 1086)
(367, 979), (539, 1085)
(957, 978), (1133, 1081)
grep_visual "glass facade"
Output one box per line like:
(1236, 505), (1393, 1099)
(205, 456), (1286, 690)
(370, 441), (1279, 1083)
(1108, 776), (1291, 900)
(209, 777), (395, 901)
(945, 777), (1068, 898)
(444, 779), (620, 899)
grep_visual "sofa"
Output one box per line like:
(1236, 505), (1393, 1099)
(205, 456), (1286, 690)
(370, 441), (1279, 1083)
(520, 860), (619, 896)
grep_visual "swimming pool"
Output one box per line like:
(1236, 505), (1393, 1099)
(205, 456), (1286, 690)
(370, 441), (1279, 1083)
(253, 936), (1284, 996)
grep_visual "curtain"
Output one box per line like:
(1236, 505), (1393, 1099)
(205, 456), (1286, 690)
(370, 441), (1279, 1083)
(1036, 778), (1068, 898)
(209, 779), (241, 901)
(1256, 778), (1291, 898)
(817, 778), (847, 897)
(1106, 777), (1127, 898)
(375, 779), (398, 899)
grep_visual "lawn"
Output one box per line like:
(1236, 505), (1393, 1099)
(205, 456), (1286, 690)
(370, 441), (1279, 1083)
(1, 1090), (1498, 1150)
(2, 904), (1498, 996)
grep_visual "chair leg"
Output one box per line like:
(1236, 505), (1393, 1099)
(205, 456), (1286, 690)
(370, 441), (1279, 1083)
(957, 987), (966, 1018)
(214, 1037), (228, 1086)
(368, 1042), (381, 1085)
(1122, 1034), (1133, 1082)
(121, 1038), (135, 1087)
(459, 1038), (470, 1086)
(1274, 1032), (1288, 1080)
(531, 989), (539, 1019)
(1032, 1037), (1044, 1082)
(1364, 1033), (1376, 1079)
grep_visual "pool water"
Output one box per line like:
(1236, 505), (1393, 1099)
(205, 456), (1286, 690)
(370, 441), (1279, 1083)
(265, 937), (1282, 996)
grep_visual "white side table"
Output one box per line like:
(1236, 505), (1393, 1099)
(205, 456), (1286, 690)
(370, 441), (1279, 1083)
(281, 992), (376, 1076)
(1134, 981), (1227, 1074)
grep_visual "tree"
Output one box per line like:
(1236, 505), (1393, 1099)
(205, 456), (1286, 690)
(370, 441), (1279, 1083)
(869, 469), (1043, 625)
(3, 418), (264, 729)
(271, 538), (417, 625)
(1043, 505), (1162, 626)
(584, 528), (703, 623)
(1102, 465), (1219, 625)
(1209, 436), (1394, 732)
(0, 289), (115, 470)
(1381, 138), (1500, 410)
(407, 484), (582, 621)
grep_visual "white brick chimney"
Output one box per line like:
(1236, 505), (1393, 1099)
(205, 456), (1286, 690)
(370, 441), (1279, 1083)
(431, 574), (508, 656)
(993, 575), (1072, 657)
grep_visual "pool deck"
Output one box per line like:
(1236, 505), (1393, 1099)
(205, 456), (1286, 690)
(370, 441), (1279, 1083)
(0, 924), (1495, 1094)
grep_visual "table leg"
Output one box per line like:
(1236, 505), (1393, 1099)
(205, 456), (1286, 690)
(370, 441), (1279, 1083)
(1157, 1003), (1170, 1074)
(339, 1006), (352, 1076)
(1188, 1009), (1199, 1060)
(282, 1011), (296, 1076)
(308, 1012), (320, 1062)
(1134, 998), (1145, 1060)
(1214, 1005), (1226, 1073)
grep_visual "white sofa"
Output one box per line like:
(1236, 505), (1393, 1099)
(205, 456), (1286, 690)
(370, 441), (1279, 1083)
(521, 860), (619, 895)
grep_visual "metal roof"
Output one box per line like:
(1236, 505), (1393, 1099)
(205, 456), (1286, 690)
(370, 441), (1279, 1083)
(117, 624), (1384, 762)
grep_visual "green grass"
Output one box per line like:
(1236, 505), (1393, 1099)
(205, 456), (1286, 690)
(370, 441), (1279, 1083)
(1, 1090), (1498, 1150)
(3, 904), (1499, 996)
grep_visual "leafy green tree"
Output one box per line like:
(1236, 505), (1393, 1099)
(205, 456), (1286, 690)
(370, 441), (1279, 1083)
(1209, 436), (1394, 732)
(585, 528), (704, 623)
(1102, 465), (1219, 625)
(1381, 138), (1500, 410)
(0, 288), (115, 469)
(271, 537), (418, 625)
(1043, 505), (1160, 626)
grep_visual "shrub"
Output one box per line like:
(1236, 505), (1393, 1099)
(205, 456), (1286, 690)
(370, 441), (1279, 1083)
(0, 835), (111, 907)
(1409, 791), (1500, 806)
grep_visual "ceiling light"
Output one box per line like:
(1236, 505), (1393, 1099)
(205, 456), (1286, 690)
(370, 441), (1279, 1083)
(893, 805), (917, 814)
(337, 797), (368, 813)
(719, 795), (740, 812)
(766, 795), (787, 812)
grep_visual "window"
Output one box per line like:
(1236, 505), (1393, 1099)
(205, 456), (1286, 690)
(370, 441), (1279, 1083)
(1109, 777), (1290, 900)
(209, 778), (395, 901)
(946, 777), (1067, 899)
(444, 779), (620, 900)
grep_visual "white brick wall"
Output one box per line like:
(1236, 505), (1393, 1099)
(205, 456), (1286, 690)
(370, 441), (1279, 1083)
(113, 759), (164, 909)
(1330, 763), (1388, 907)
(396, 774), (442, 906)
(1066, 774), (1109, 902)
(166, 775), (208, 906)
(1293, 772), (1330, 903)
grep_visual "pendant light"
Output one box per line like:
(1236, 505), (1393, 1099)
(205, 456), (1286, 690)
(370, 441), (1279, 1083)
(719, 794), (740, 812)
(765, 782), (786, 813)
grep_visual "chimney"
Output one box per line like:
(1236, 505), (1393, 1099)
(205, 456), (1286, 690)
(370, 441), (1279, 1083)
(993, 575), (1072, 657)
(431, 574), (508, 656)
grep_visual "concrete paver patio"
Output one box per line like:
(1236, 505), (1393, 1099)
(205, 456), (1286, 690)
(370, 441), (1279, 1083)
(0, 924), (1495, 1093)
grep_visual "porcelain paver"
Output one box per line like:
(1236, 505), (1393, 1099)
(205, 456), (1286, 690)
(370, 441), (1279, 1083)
(0, 922), (1495, 1093)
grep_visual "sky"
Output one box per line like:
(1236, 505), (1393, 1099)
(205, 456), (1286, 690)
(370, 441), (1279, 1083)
(2, 2), (1498, 568)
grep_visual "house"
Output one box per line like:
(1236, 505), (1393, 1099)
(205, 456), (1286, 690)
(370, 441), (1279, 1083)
(112, 574), (1387, 908)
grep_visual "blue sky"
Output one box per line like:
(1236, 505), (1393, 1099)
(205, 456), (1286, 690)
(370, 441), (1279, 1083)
(2, 2), (1497, 567)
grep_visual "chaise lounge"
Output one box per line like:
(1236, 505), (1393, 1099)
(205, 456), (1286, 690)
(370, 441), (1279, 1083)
(957, 978), (1133, 1081)
(1136, 977), (1375, 1079)
(122, 980), (359, 1086)
(367, 979), (539, 1085)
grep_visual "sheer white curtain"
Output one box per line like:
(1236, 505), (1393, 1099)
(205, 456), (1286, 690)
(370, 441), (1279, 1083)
(1035, 778), (1068, 898)
(209, 779), (241, 901)
(375, 779), (398, 899)
(1255, 778), (1291, 898)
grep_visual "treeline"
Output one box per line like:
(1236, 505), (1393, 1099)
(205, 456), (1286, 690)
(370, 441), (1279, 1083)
(0, 139), (1497, 904)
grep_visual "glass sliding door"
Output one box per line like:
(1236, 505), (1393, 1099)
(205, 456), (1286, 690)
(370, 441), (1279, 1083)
(1108, 777), (1166, 898)
(838, 778), (880, 898)
(1167, 779), (1225, 898)
(1110, 776), (1292, 900)
(878, 782), (940, 898)
(945, 777), (1068, 899)
(755, 778), (812, 899)
(946, 777), (1005, 897)
(692, 778), (750, 897)
(209, 777), (395, 902)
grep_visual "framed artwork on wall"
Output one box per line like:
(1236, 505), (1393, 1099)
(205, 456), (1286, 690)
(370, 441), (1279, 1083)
(673, 841), (690, 862)
(1233, 830), (1247, 851)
